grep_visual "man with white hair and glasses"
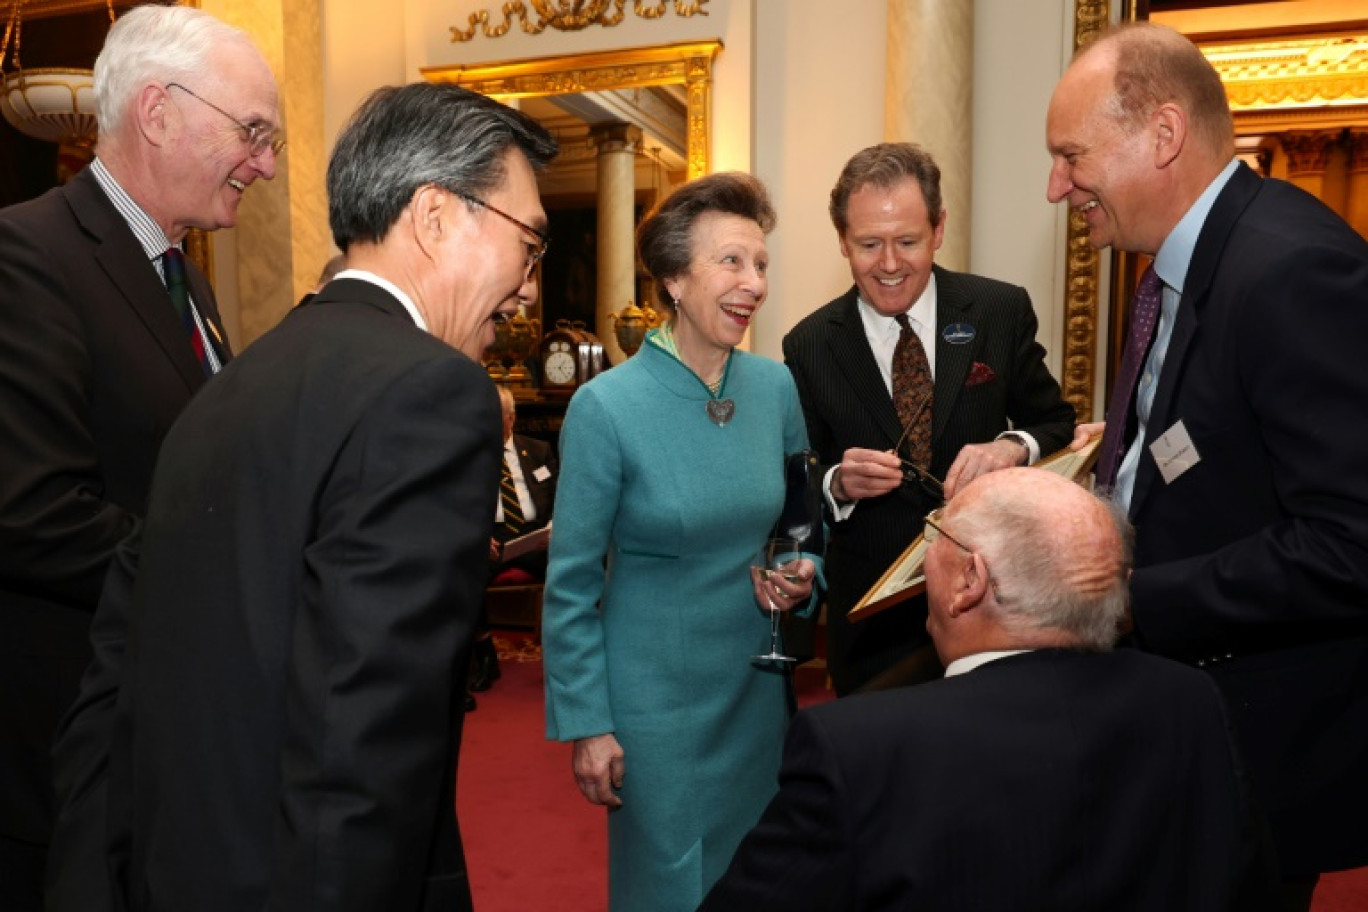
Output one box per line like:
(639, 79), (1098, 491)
(0, 7), (280, 907)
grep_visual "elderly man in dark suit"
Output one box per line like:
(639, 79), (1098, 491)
(0, 7), (279, 907)
(467, 384), (558, 697)
(46, 83), (556, 912)
(1048, 24), (1368, 911)
(783, 143), (1076, 695)
(702, 468), (1276, 912)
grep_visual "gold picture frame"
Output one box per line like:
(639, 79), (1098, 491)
(421, 40), (721, 180)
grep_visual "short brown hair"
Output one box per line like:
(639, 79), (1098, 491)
(1088, 23), (1234, 160)
(636, 172), (776, 310)
(829, 143), (943, 236)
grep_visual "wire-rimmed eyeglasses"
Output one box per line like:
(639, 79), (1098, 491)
(166, 82), (285, 157)
(923, 507), (972, 553)
(891, 387), (944, 502)
(457, 192), (549, 277)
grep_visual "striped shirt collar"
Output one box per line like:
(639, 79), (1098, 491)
(88, 158), (176, 260)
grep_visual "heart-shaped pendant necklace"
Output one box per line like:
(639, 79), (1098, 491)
(706, 397), (735, 427)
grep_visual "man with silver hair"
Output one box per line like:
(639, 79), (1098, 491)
(47, 82), (555, 911)
(704, 469), (1275, 911)
(0, 7), (278, 907)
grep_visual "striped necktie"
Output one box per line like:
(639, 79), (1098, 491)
(163, 247), (211, 377)
(892, 313), (934, 470)
(500, 454), (525, 538)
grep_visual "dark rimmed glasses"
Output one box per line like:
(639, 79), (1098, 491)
(166, 82), (285, 157)
(457, 192), (549, 277)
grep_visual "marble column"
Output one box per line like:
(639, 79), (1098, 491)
(590, 123), (641, 365)
(884, 0), (973, 271)
(203, 0), (328, 350)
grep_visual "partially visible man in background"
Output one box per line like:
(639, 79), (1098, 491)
(1048, 24), (1368, 910)
(469, 385), (558, 700)
(0, 7), (279, 907)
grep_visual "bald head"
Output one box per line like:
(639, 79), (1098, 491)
(935, 469), (1131, 653)
(1076, 23), (1234, 163)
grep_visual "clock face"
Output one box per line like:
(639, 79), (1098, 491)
(544, 350), (577, 385)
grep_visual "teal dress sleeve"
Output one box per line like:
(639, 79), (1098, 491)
(542, 387), (621, 740)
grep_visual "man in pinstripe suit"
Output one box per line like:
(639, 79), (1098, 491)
(784, 143), (1075, 695)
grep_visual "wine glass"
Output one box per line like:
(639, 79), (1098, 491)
(752, 537), (805, 664)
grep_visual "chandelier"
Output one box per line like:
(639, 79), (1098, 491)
(0, 0), (114, 148)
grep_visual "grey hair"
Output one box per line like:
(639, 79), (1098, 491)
(94, 5), (254, 137)
(496, 383), (517, 416)
(327, 83), (557, 250)
(953, 487), (1132, 650)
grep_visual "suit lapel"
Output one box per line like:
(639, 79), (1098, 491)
(1130, 163), (1262, 516)
(185, 261), (232, 365)
(826, 288), (905, 448)
(67, 170), (209, 391)
(932, 267), (977, 442)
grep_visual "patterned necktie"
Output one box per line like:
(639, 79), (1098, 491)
(500, 454), (525, 538)
(892, 313), (934, 469)
(163, 247), (211, 377)
(1096, 265), (1163, 489)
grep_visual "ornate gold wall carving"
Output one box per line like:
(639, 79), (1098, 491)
(1059, 0), (1111, 424)
(451, 0), (709, 43)
(1205, 36), (1368, 112)
(421, 41), (719, 179)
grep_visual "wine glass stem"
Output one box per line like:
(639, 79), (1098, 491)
(769, 602), (781, 653)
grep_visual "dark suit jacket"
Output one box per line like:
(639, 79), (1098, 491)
(1124, 163), (1368, 875)
(494, 433), (557, 545)
(701, 649), (1277, 912)
(783, 268), (1075, 693)
(0, 167), (227, 849)
(49, 279), (493, 912)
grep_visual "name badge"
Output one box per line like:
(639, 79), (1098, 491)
(942, 323), (975, 345)
(533, 466), (552, 483)
(1150, 420), (1200, 485)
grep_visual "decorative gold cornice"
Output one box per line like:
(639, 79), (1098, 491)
(450, 0), (709, 43)
(422, 41), (719, 178)
(1059, 0), (1110, 424)
(1202, 35), (1368, 112)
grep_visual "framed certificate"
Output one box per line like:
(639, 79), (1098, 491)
(848, 433), (1102, 623)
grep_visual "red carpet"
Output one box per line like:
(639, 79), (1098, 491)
(456, 632), (1368, 911)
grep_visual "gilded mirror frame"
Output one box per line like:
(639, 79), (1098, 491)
(420, 40), (721, 180)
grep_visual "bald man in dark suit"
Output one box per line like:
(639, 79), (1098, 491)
(703, 469), (1276, 912)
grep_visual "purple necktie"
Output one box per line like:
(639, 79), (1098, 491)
(1095, 265), (1163, 489)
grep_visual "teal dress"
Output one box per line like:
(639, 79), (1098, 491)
(543, 335), (814, 911)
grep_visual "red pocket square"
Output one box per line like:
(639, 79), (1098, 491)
(965, 361), (997, 387)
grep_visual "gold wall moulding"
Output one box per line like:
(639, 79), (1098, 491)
(422, 40), (721, 179)
(1203, 35), (1368, 112)
(1058, 0), (1111, 424)
(451, 0), (709, 43)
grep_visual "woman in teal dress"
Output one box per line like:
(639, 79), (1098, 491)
(543, 173), (819, 911)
